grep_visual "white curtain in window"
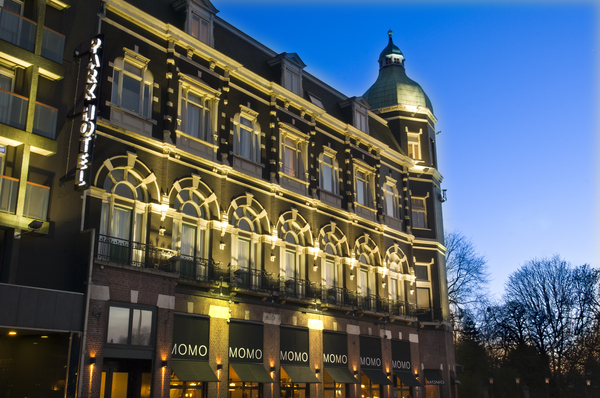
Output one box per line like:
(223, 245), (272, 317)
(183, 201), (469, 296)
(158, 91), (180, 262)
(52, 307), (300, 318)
(325, 261), (334, 287)
(181, 224), (196, 257)
(112, 207), (131, 241)
(186, 99), (201, 138)
(238, 238), (250, 269)
(284, 250), (295, 278)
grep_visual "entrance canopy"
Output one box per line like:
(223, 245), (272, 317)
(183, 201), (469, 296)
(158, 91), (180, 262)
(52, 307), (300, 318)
(171, 360), (218, 382)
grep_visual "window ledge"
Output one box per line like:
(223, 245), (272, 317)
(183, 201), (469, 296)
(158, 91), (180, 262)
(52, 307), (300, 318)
(354, 202), (377, 213)
(412, 227), (431, 231)
(107, 102), (157, 125)
(279, 172), (309, 186)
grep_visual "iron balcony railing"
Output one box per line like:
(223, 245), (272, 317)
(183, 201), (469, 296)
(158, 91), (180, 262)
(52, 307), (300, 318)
(0, 88), (27, 130)
(33, 101), (58, 139)
(357, 293), (391, 314)
(389, 299), (416, 319)
(321, 285), (357, 308)
(0, 175), (18, 214)
(279, 275), (319, 301)
(179, 254), (222, 283)
(96, 234), (178, 273)
(227, 267), (278, 294)
(0, 6), (35, 51)
(41, 26), (65, 63)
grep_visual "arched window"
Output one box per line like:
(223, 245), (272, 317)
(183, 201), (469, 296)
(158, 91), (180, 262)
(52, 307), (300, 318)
(111, 51), (153, 118)
(97, 162), (153, 267)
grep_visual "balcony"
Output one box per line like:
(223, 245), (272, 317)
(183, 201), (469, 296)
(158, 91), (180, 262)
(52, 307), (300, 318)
(23, 181), (49, 219)
(0, 175), (18, 214)
(0, 88), (27, 130)
(279, 276), (320, 304)
(0, 6), (35, 52)
(227, 267), (278, 297)
(321, 285), (357, 310)
(179, 254), (222, 286)
(357, 293), (390, 316)
(389, 299), (417, 321)
(96, 234), (178, 273)
(33, 101), (57, 139)
(41, 26), (64, 63)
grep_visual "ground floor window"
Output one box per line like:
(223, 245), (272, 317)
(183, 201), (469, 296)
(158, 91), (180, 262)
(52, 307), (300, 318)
(425, 385), (439, 398)
(228, 365), (262, 398)
(100, 358), (151, 398)
(392, 376), (412, 398)
(360, 372), (382, 398)
(323, 371), (347, 398)
(280, 367), (307, 398)
(170, 378), (207, 398)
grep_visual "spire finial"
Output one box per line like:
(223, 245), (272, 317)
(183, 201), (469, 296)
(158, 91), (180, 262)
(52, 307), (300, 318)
(388, 30), (393, 39)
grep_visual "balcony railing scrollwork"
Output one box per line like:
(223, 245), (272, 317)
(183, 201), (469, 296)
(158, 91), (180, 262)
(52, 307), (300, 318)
(96, 235), (178, 273)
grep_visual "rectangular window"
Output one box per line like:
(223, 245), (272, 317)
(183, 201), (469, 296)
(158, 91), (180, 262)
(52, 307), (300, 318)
(284, 69), (299, 94)
(107, 306), (153, 346)
(356, 171), (369, 206)
(357, 112), (368, 132)
(112, 55), (152, 119)
(417, 288), (431, 309)
(359, 270), (369, 295)
(411, 197), (427, 229)
(415, 265), (429, 281)
(407, 133), (421, 160)
(284, 250), (296, 278)
(321, 155), (334, 193)
(238, 238), (250, 269)
(183, 92), (211, 141)
(325, 260), (335, 287)
(384, 185), (396, 218)
(390, 278), (397, 299)
(191, 14), (209, 43)
(284, 137), (296, 177)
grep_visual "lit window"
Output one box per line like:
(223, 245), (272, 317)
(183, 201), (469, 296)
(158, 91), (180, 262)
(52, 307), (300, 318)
(233, 110), (261, 163)
(191, 14), (209, 44)
(407, 132), (421, 160)
(279, 124), (308, 181)
(181, 91), (212, 141)
(106, 305), (153, 346)
(411, 197), (427, 229)
(355, 168), (374, 207)
(283, 137), (297, 177)
(320, 153), (338, 194)
(111, 54), (153, 118)
(416, 287), (431, 309)
(383, 183), (399, 219)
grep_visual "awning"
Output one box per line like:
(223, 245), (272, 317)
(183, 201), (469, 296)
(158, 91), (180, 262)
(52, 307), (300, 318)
(361, 369), (392, 385)
(324, 367), (358, 384)
(394, 370), (423, 387)
(171, 360), (218, 382)
(424, 369), (445, 385)
(230, 363), (274, 383)
(451, 374), (461, 385)
(282, 365), (320, 383)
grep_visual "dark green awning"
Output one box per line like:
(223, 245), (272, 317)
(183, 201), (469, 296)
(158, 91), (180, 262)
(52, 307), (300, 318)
(230, 363), (274, 383)
(424, 369), (445, 385)
(171, 360), (218, 382)
(394, 371), (422, 387)
(282, 365), (320, 383)
(324, 367), (358, 384)
(362, 369), (392, 385)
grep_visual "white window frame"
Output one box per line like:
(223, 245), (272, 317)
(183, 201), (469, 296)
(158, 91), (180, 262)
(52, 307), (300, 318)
(111, 51), (153, 119)
(355, 109), (368, 133)
(383, 178), (400, 219)
(233, 106), (261, 164)
(177, 74), (220, 143)
(0, 65), (15, 92)
(319, 148), (339, 195)
(415, 260), (433, 309)
(279, 123), (308, 181)
(283, 64), (302, 96)
(191, 13), (209, 44)
(406, 127), (423, 160)
(411, 194), (428, 229)
(354, 161), (375, 208)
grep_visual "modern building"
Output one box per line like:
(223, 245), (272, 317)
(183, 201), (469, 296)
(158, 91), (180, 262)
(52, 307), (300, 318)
(0, 1), (456, 398)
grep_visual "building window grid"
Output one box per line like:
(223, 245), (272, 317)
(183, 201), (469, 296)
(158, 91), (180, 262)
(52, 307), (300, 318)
(383, 182), (400, 219)
(354, 167), (374, 207)
(319, 150), (339, 195)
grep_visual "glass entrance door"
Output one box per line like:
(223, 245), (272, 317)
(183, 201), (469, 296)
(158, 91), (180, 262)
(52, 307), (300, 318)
(101, 359), (151, 398)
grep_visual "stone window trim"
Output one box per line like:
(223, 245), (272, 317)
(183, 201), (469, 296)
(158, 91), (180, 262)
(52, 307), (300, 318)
(318, 146), (341, 196)
(406, 127), (423, 161)
(109, 49), (154, 120)
(414, 258), (434, 309)
(278, 122), (309, 182)
(232, 105), (261, 164)
(353, 159), (376, 210)
(382, 176), (401, 220)
(410, 192), (429, 230)
(176, 73), (221, 144)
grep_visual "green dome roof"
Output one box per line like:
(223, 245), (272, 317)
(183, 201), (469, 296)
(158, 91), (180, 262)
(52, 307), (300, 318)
(363, 31), (433, 113)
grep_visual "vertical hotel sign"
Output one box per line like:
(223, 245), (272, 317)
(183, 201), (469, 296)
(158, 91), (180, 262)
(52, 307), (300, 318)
(76, 34), (104, 190)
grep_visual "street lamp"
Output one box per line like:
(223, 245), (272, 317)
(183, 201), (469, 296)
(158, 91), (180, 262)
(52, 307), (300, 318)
(488, 377), (494, 398)
(516, 378), (520, 398)
(545, 377), (549, 398)
(586, 380), (591, 398)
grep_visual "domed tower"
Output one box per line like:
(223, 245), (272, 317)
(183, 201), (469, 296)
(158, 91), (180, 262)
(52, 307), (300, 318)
(364, 31), (450, 322)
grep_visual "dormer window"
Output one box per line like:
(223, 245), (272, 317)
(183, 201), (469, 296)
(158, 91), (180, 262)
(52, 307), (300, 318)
(356, 110), (368, 133)
(173, 0), (217, 47)
(339, 97), (371, 134)
(284, 69), (300, 95)
(268, 53), (306, 97)
(191, 14), (209, 43)
(406, 127), (423, 160)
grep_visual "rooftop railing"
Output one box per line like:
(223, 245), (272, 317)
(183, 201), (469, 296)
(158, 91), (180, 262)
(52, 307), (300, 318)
(0, 88), (27, 130)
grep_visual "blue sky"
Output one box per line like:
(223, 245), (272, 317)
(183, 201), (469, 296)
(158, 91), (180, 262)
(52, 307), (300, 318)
(215, 1), (599, 299)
